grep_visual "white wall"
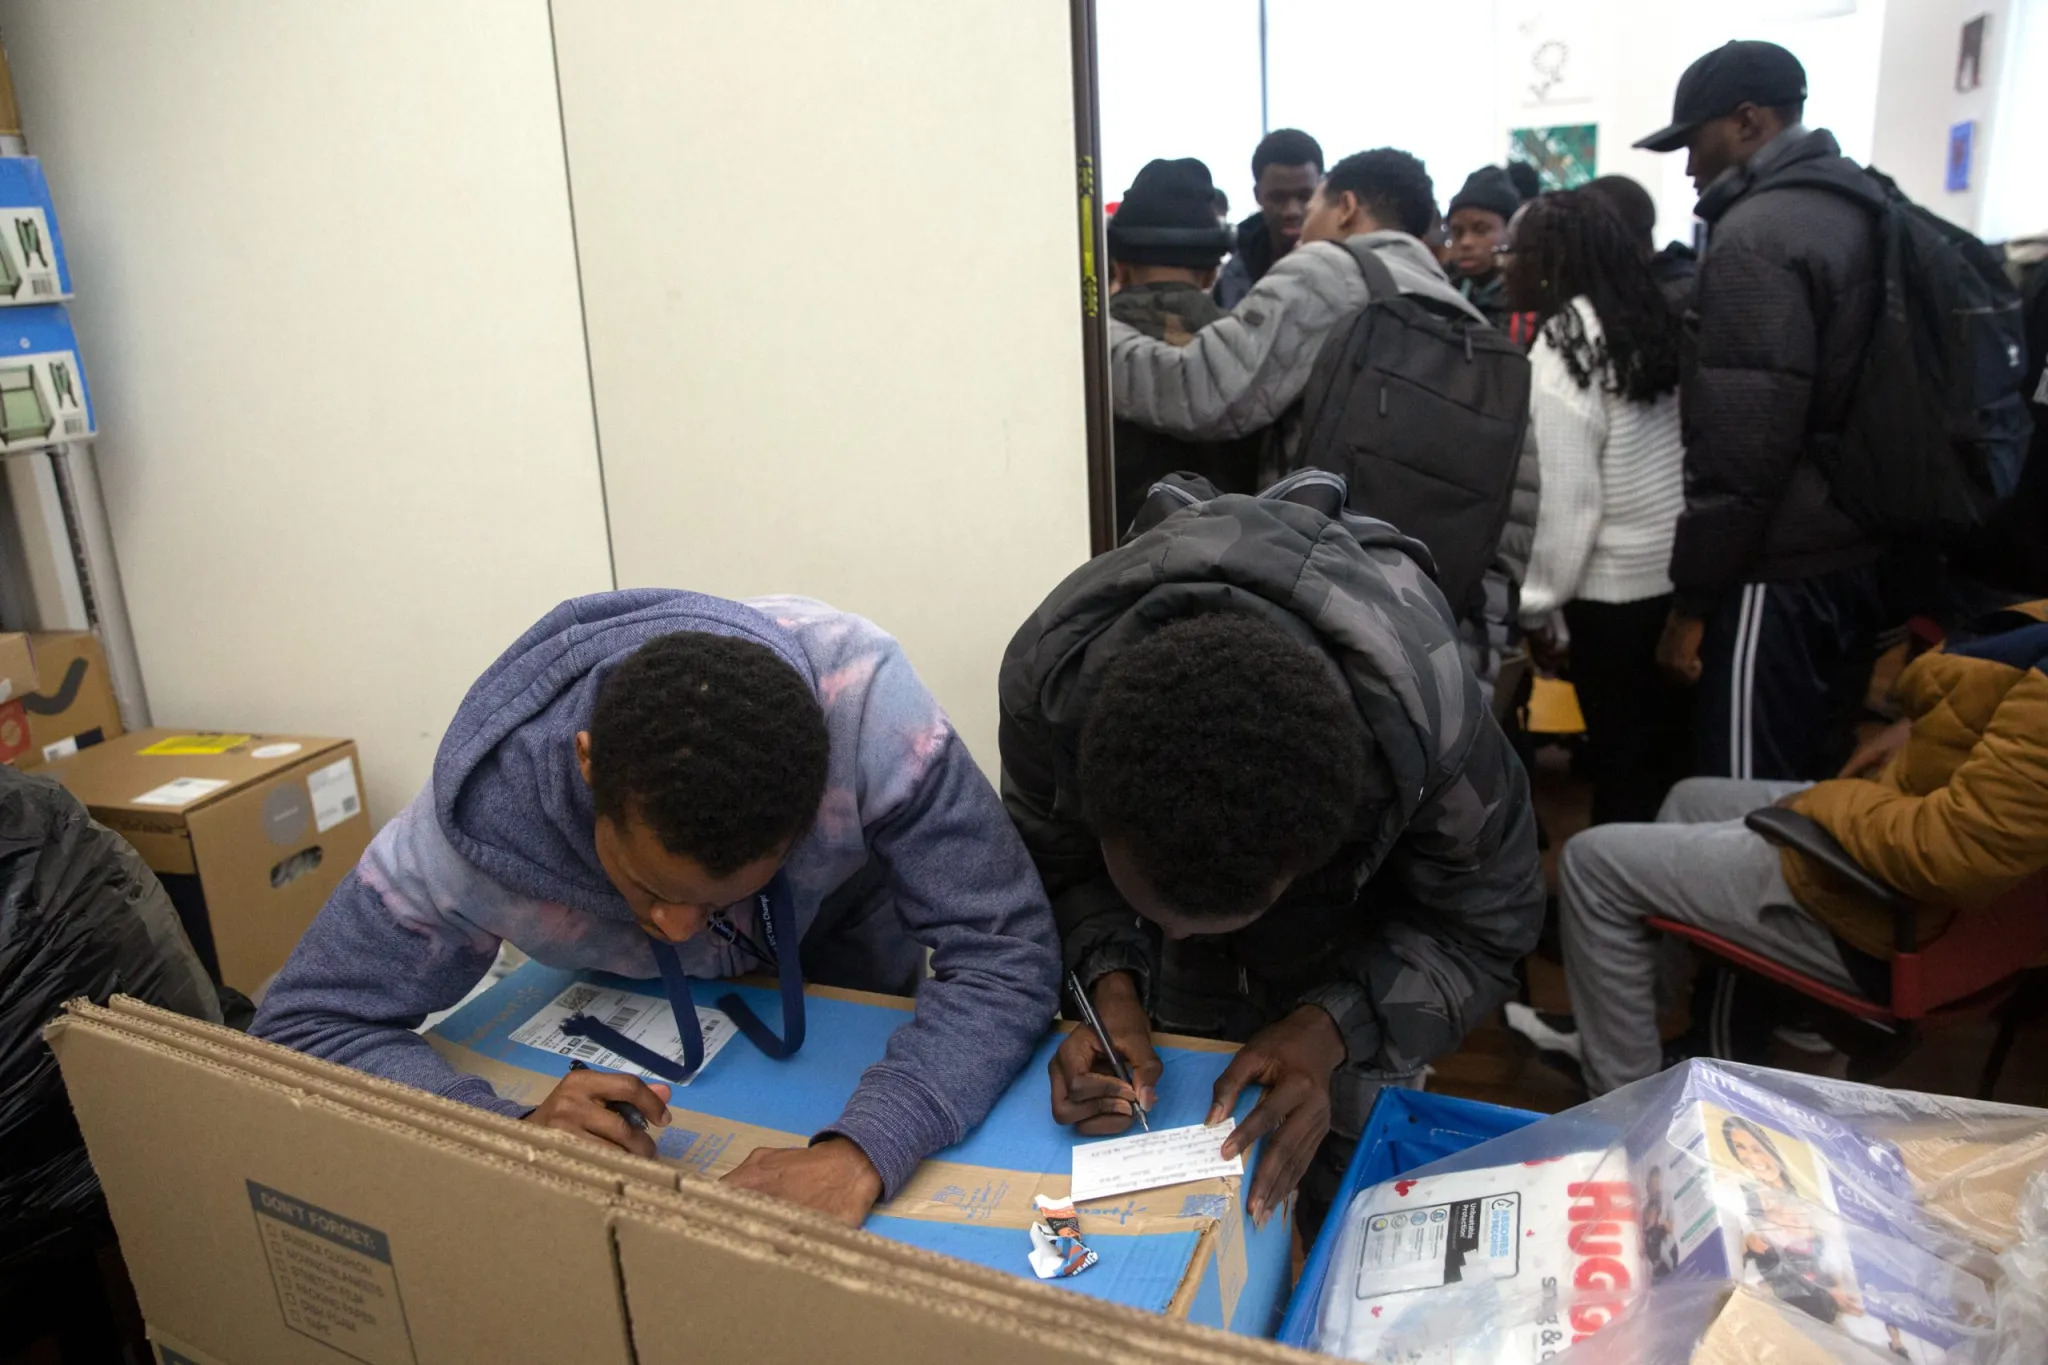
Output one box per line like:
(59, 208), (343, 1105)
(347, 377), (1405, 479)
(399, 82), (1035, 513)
(1872, 0), (2011, 232)
(1097, 0), (1264, 216)
(551, 0), (1091, 772)
(1096, 0), (1893, 251)
(0, 0), (615, 823)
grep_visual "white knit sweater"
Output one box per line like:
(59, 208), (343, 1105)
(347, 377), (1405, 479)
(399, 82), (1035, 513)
(1518, 297), (1686, 624)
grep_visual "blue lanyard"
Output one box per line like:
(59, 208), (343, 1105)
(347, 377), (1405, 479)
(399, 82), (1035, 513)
(559, 871), (806, 1082)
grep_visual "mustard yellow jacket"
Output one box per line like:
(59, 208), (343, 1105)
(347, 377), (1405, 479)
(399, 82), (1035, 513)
(1786, 602), (2048, 959)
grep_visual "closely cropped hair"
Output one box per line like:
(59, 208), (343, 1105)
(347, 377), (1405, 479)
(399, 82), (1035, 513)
(1253, 128), (1324, 180)
(1077, 614), (1371, 918)
(1321, 149), (1437, 239)
(588, 633), (829, 875)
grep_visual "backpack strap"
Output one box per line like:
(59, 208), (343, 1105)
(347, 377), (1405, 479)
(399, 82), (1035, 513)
(1344, 238), (1402, 303)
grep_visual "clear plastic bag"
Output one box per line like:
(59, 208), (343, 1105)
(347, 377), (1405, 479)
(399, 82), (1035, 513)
(1306, 1059), (2048, 1363)
(0, 767), (220, 1274)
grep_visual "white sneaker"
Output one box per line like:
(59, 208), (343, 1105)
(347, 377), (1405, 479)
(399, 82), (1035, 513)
(1505, 1002), (1585, 1062)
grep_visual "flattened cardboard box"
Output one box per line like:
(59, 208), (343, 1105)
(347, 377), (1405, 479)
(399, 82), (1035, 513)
(43, 728), (370, 991)
(11, 628), (123, 767)
(46, 1012), (633, 1365)
(428, 959), (1294, 1335)
(54, 1001), (1318, 1365)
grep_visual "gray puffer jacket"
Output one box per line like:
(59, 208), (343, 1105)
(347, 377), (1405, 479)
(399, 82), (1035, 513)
(998, 476), (1545, 1078)
(1109, 231), (1539, 699)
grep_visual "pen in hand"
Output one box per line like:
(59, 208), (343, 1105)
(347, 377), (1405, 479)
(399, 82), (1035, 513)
(569, 1058), (648, 1130)
(1067, 971), (1150, 1132)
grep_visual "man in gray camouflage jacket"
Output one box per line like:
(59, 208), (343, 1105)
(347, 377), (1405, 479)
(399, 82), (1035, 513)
(999, 473), (1544, 1233)
(1108, 147), (1540, 708)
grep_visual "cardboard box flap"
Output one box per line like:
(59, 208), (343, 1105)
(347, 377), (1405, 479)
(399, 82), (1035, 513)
(615, 1189), (1302, 1365)
(70, 1003), (632, 1197)
(47, 1012), (633, 1365)
(46, 728), (349, 817)
(95, 997), (676, 1189)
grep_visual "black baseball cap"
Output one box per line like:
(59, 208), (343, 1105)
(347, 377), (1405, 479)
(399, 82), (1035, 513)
(1634, 41), (1808, 153)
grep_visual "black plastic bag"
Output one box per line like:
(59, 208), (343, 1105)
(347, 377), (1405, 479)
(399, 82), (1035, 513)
(0, 765), (220, 1276)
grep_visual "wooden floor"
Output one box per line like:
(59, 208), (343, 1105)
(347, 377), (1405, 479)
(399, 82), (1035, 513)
(1427, 744), (2048, 1115)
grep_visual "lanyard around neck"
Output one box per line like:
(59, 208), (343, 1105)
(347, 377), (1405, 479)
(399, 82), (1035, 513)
(559, 871), (806, 1082)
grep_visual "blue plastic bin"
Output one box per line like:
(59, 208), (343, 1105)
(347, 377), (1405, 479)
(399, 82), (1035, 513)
(1277, 1088), (1543, 1348)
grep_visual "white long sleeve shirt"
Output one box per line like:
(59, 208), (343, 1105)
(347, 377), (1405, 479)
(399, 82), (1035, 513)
(1518, 297), (1686, 624)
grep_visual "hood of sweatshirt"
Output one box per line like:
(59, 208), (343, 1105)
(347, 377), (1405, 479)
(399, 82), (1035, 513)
(430, 590), (816, 918)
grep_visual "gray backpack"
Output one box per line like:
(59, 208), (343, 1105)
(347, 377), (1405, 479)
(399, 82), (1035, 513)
(1292, 242), (1532, 615)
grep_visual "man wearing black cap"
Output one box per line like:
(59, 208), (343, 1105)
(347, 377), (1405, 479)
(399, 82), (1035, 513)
(1445, 166), (1532, 342)
(1107, 158), (1262, 525)
(1636, 40), (1891, 782)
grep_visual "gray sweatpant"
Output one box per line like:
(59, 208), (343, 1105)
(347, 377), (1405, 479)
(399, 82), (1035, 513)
(1559, 777), (1865, 1094)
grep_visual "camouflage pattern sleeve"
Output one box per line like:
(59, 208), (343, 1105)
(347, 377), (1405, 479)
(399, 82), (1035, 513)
(1297, 710), (1544, 1072)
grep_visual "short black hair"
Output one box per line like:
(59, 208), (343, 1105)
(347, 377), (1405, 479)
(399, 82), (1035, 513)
(1077, 614), (1371, 919)
(1585, 174), (1658, 251)
(588, 632), (830, 877)
(1252, 128), (1323, 181)
(1321, 148), (1437, 239)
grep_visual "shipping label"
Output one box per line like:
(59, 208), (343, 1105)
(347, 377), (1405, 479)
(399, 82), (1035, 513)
(510, 980), (736, 1085)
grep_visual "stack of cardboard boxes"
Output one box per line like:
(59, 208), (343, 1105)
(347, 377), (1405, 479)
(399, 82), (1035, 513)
(2, 628), (369, 995)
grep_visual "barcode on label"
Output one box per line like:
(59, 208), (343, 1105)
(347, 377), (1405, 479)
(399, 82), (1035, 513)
(29, 279), (53, 297)
(341, 794), (360, 816)
(61, 417), (85, 436)
(558, 986), (599, 1013)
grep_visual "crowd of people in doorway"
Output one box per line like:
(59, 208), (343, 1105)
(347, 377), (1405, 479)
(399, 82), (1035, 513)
(1101, 38), (2048, 1102)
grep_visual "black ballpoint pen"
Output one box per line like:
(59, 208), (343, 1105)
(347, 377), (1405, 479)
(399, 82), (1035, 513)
(1067, 970), (1150, 1131)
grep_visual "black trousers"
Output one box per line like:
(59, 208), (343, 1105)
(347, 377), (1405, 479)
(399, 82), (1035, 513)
(1563, 595), (1693, 826)
(1694, 563), (1890, 782)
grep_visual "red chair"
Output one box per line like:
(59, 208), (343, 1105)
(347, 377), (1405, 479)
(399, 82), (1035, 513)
(1648, 806), (2048, 1099)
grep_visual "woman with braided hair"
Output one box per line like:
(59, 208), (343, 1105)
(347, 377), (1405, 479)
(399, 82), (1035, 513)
(1506, 188), (1692, 826)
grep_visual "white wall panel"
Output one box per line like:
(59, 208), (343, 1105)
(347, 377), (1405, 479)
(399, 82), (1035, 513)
(0, 0), (614, 822)
(553, 0), (1091, 771)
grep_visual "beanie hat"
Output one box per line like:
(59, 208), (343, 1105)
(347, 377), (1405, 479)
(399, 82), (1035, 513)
(1107, 158), (1236, 268)
(1448, 166), (1522, 223)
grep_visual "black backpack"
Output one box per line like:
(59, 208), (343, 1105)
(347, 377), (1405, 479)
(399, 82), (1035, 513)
(1780, 167), (2032, 538)
(1291, 242), (1532, 615)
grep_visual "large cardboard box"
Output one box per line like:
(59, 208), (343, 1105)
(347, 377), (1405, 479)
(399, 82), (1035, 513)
(427, 959), (1295, 1335)
(10, 628), (124, 767)
(49, 998), (1320, 1365)
(43, 728), (370, 991)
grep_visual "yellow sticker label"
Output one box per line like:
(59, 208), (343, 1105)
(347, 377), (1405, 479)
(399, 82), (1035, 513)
(139, 733), (254, 757)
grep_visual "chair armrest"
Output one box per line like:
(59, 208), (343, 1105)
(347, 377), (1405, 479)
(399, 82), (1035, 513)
(1744, 806), (1919, 952)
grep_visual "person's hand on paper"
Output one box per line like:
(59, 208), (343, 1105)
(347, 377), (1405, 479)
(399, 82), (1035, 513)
(721, 1137), (883, 1227)
(523, 1068), (671, 1159)
(1049, 971), (1163, 1135)
(1208, 1004), (1345, 1228)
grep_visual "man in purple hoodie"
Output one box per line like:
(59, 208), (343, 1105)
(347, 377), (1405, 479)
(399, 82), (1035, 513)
(254, 590), (1061, 1226)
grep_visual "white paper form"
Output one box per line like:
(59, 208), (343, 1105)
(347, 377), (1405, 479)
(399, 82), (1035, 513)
(1070, 1119), (1244, 1202)
(509, 982), (737, 1085)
